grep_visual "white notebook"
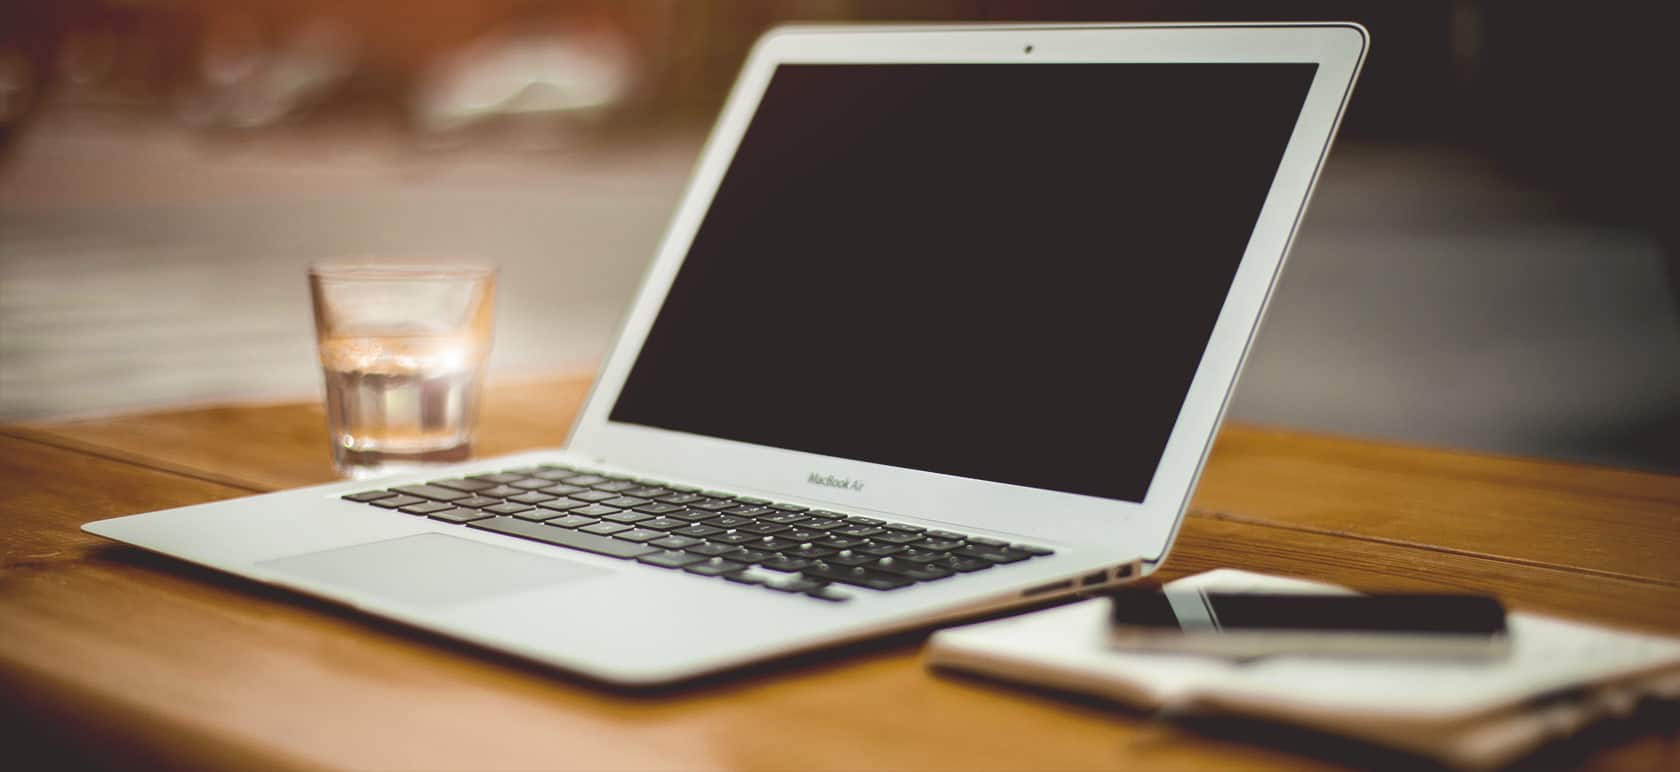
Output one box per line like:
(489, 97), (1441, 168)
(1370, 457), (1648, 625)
(925, 569), (1680, 769)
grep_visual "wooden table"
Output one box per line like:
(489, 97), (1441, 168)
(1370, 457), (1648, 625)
(3, 375), (1678, 770)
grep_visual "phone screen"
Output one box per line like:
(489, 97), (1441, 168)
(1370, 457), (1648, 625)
(1110, 590), (1508, 635)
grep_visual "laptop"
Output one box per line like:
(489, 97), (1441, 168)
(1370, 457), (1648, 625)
(84, 23), (1366, 686)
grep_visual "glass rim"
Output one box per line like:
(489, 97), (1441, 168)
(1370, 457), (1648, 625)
(309, 259), (496, 281)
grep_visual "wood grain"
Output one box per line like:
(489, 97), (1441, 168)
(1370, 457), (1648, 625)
(6, 379), (1680, 769)
(1193, 424), (1680, 585)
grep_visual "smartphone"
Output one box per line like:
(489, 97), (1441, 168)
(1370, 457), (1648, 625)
(1106, 589), (1510, 660)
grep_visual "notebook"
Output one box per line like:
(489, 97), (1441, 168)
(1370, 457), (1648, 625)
(926, 569), (1680, 769)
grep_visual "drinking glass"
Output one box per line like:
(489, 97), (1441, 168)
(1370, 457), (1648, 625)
(308, 261), (496, 479)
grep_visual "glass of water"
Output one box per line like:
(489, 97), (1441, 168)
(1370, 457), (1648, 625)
(308, 261), (496, 479)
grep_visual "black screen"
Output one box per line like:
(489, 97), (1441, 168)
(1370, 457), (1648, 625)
(610, 63), (1316, 502)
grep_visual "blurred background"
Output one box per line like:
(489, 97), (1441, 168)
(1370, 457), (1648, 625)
(1, 1), (1676, 473)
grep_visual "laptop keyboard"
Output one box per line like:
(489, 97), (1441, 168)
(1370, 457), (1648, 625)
(343, 464), (1053, 602)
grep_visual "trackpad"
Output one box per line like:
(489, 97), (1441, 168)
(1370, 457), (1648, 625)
(258, 533), (611, 608)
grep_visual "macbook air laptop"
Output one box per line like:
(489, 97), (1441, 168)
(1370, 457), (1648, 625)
(85, 23), (1367, 686)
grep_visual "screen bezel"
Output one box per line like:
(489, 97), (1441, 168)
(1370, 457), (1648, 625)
(565, 24), (1366, 560)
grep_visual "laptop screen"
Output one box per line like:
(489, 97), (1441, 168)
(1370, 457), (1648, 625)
(609, 63), (1316, 503)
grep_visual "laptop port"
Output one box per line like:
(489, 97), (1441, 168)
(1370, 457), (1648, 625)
(1080, 571), (1108, 587)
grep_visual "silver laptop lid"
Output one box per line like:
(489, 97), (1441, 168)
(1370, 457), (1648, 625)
(569, 24), (1366, 559)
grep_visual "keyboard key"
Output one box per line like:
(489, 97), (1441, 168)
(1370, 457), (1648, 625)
(825, 550), (877, 567)
(537, 498), (590, 512)
(392, 485), (468, 502)
(700, 491), (737, 500)
(613, 528), (666, 543)
(797, 518), (844, 531)
(636, 517), (689, 531)
(884, 523), (926, 533)
(759, 556), (814, 573)
(662, 483), (700, 492)
(817, 536), (869, 550)
(932, 556), (992, 573)
(531, 468), (579, 481)
(638, 550), (706, 569)
(1012, 544), (1054, 556)
(832, 524), (885, 538)
(784, 545), (836, 559)
(723, 571), (767, 585)
(685, 543), (738, 557)
(563, 475), (609, 486)
(685, 558), (746, 577)
(845, 516), (885, 525)
(783, 528), (826, 542)
(484, 502), (534, 516)
(807, 585), (851, 602)
(429, 478), (494, 492)
(569, 490), (618, 503)
(856, 543), (908, 557)
(723, 505), (771, 517)
(871, 558), (955, 582)
(707, 531), (760, 545)
(967, 536), (1009, 547)
(477, 485), (526, 498)
(770, 503), (809, 512)
(343, 490), (397, 502)
(592, 480), (640, 493)
(765, 577), (829, 594)
(538, 484), (587, 497)
(664, 509), (714, 522)
(429, 508), (492, 524)
(872, 530), (924, 545)
(580, 522), (632, 536)
(953, 545), (1033, 564)
(802, 564), (914, 591)
(915, 538), (966, 552)
(754, 537), (798, 552)
(655, 493), (705, 505)
(633, 502), (685, 515)
(509, 478), (554, 490)
(901, 549), (952, 564)
(603, 511), (652, 525)
(760, 512), (808, 525)
(601, 496), (650, 509)
(544, 514), (599, 529)
(690, 499), (736, 512)
(570, 504), (623, 517)
(735, 496), (770, 505)
(736, 522), (790, 535)
(703, 514), (752, 528)
(673, 524), (725, 538)
(471, 518), (660, 558)
(508, 492), (555, 505)
(624, 486), (669, 499)
(649, 535), (703, 550)
(927, 530), (967, 540)
(449, 495), (501, 509)
(723, 548), (772, 564)
(370, 495), (426, 509)
(398, 501), (453, 515)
